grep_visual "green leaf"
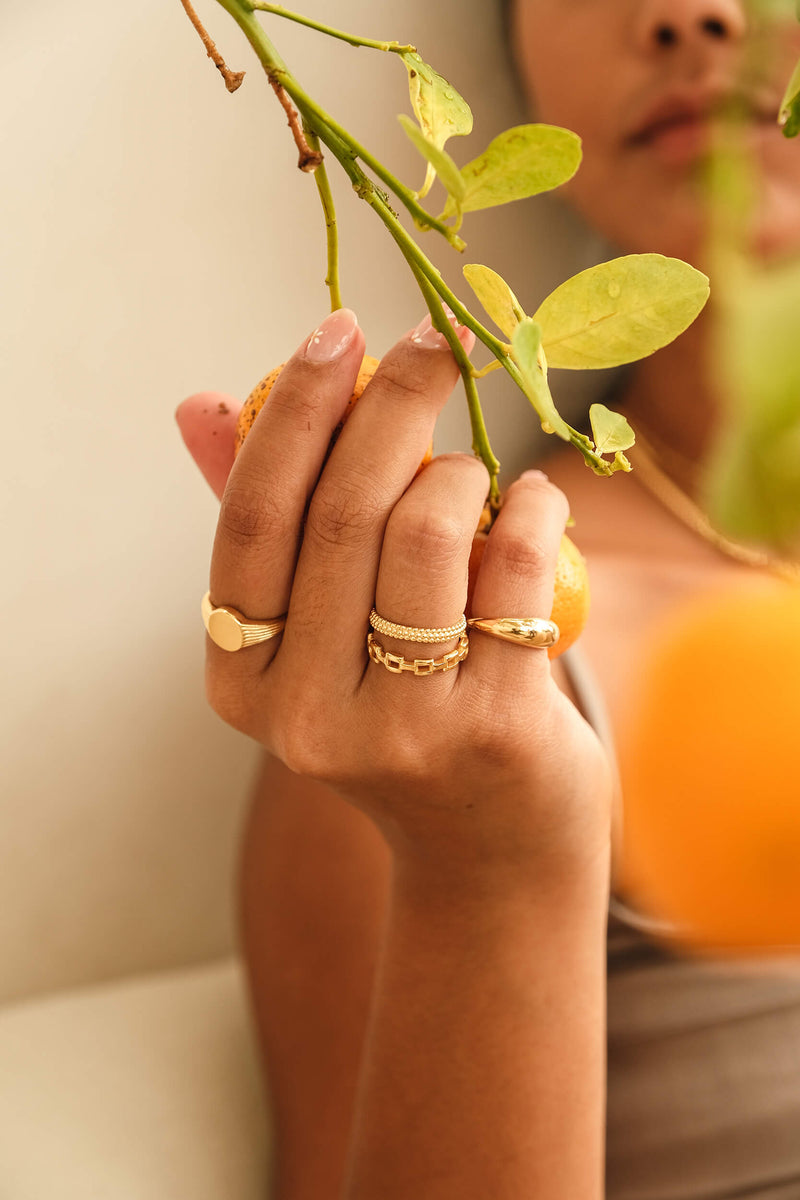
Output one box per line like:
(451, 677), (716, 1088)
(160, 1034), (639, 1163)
(511, 319), (571, 440)
(442, 124), (581, 219)
(400, 52), (472, 197)
(704, 253), (800, 549)
(589, 404), (636, 455)
(779, 56), (800, 138)
(462, 264), (525, 340)
(397, 115), (466, 209)
(533, 254), (710, 369)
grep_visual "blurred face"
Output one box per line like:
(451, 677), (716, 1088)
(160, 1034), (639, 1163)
(510, 0), (800, 263)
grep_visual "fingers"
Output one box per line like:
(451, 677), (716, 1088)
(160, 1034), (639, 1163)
(176, 392), (241, 501)
(210, 308), (366, 627)
(283, 317), (474, 680)
(466, 470), (570, 679)
(369, 453), (489, 670)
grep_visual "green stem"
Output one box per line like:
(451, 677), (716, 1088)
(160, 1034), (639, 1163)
(247, 2), (416, 54)
(415, 269), (502, 502)
(213, 0), (462, 247)
(306, 127), (342, 311)
(276, 70), (466, 249)
(209, 0), (506, 488)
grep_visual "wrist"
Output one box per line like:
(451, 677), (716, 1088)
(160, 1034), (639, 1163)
(387, 827), (611, 920)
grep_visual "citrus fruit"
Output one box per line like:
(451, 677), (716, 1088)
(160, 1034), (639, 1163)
(617, 580), (800, 953)
(467, 527), (590, 661)
(234, 354), (432, 475)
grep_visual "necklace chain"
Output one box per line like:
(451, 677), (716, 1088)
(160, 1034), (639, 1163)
(631, 432), (800, 585)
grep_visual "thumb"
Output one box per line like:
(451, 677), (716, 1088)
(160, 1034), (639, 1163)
(175, 391), (241, 501)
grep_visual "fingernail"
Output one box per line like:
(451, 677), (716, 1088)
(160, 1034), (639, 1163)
(410, 306), (470, 351)
(520, 469), (549, 482)
(305, 308), (359, 363)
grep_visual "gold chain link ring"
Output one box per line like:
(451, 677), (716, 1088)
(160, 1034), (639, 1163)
(369, 608), (467, 643)
(367, 632), (469, 676)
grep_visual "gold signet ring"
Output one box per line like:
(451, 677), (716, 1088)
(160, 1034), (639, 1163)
(201, 592), (286, 652)
(466, 616), (560, 650)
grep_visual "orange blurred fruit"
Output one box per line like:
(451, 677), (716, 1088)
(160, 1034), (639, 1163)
(617, 580), (800, 953)
(467, 527), (590, 661)
(235, 354), (432, 474)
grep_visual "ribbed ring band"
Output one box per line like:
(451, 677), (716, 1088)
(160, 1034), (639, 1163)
(202, 592), (286, 652)
(369, 607), (467, 643)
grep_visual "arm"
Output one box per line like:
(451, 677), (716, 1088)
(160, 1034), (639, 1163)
(238, 754), (391, 1200)
(240, 756), (608, 1200)
(179, 309), (612, 1199)
(348, 843), (608, 1200)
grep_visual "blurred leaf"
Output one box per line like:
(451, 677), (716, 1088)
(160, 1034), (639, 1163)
(463, 264), (525, 339)
(442, 124), (581, 219)
(511, 319), (571, 440)
(779, 56), (800, 138)
(705, 254), (800, 551)
(534, 254), (709, 369)
(400, 52), (472, 197)
(398, 115), (466, 208)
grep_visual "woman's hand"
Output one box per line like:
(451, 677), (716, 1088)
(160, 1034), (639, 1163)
(176, 308), (611, 881)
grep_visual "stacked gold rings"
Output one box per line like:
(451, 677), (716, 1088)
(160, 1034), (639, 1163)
(201, 595), (560, 669)
(368, 608), (467, 643)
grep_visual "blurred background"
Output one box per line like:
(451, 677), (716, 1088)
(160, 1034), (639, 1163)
(0, 0), (612, 1192)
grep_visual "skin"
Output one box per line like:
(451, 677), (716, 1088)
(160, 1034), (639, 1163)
(174, 2), (800, 1196)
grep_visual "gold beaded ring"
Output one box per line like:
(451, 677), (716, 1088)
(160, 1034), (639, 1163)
(369, 607), (467, 643)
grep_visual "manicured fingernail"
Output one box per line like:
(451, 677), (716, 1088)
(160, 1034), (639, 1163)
(305, 308), (359, 363)
(410, 306), (470, 351)
(520, 469), (549, 482)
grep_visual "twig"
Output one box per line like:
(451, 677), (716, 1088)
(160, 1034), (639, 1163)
(267, 75), (323, 171)
(178, 0), (245, 92)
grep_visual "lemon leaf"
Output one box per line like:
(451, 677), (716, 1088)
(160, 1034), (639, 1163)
(589, 404), (635, 455)
(512, 319), (571, 441)
(463, 264), (525, 339)
(442, 124), (581, 219)
(400, 52), (472, 197)
(779, 56), (800, 137)
(398, 115), (466, 208)
(533, 254), (710, 369)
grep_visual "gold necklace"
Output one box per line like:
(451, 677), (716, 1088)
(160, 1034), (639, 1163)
(631, 431), (800, 584)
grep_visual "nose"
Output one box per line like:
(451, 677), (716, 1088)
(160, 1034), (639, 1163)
(634, 0), (747, 51)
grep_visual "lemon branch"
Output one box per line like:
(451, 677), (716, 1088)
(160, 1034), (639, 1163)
(210, 0), (464, 248)
(247, 3), (416, 55)
(305, 127), (342, 311)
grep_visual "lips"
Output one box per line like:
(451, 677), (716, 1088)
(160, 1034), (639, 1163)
(627, 90), (779, 152)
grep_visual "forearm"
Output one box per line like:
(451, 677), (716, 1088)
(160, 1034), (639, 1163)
(345, 846), (610, 1200)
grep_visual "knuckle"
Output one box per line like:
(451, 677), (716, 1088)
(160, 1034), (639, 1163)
(278, 714), (340, 782)
(266, 371), (323, 426)
(392, 507), (468, 571)
(306, 472), (381, 549)
(218, 476), (289, 553)
(376, 352), (437, 409)
(488, 529), (551, 580)
(205, 662), (252, 734)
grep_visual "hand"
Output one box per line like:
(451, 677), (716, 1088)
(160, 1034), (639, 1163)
(176, 309), (611, 879)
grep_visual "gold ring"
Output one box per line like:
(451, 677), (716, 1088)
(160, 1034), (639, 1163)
(369, 608), (467, 643)
(201, 592), (286, 652)
(466, 616), (560, 650)
(367, 632), (469, 676)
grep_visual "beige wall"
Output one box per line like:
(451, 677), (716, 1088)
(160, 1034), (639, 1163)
(1, 0), (606, 1004)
